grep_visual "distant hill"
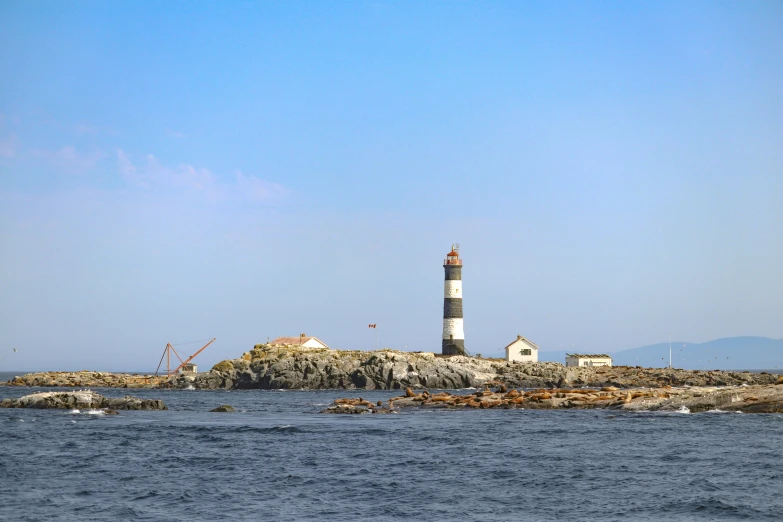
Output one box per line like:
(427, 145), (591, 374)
(539, 337), (783, 370)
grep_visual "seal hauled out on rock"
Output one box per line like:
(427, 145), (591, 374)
(321, 383), (783, 414)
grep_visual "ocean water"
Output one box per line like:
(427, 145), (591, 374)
(1, 382), (783, 521)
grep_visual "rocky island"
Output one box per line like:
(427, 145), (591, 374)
(169, 344), (780, 390)
(4, 344), (781, 392)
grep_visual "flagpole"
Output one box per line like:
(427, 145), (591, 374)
(369, 324), (378, 351)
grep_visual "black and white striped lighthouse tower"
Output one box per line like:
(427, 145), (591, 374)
(442, 243), (465, 355)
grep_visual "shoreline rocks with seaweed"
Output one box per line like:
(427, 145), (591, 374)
(322, 379), (783, 414)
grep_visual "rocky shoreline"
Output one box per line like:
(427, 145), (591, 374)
(2, 371), (169, 389)
(4, 345), (781, 392)
(322, 379), (783, 414)
(170, 344), (780, 390)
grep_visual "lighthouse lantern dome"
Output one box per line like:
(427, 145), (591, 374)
(444, 243), (462, 265)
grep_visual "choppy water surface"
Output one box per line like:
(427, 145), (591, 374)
(1, 384), (782, 521)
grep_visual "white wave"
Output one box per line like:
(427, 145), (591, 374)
(705, 409), (727, 413)
(185, 385), (195, 391)
(676, 406), (691, 414)
(84, 409), (105, 415)
(68, 409), (80, 414)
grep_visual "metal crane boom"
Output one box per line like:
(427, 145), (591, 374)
(170, 338), (216, 376)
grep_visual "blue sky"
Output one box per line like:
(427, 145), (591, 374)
(1, 1), (781, 371)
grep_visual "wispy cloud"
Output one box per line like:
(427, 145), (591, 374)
(0, 134), (18, 158)
(32, 146), (107, 174)
(118, 150), (214, 190)
(235, 170), (288, 202)
(116, 149), (288, 203)
(71, 122), (116, 136)
(117, 149), (141, 186)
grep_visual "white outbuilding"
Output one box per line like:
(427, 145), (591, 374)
(565, 353), (613, 367)
(505, 335), (539, 363)
(269, 335), (330, 350)
(179, 363), (198, 374)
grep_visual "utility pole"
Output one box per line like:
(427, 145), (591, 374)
(669, 333), (672, 369)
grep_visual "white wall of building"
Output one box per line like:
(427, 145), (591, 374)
(505, 338), (539, 363)
(301, 338), (328, 349)
(565, 356), (613, 367)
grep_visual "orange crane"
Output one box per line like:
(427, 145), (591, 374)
(155, 338), (216, 377)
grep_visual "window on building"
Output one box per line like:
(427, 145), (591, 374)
(520, 349), (531, 356)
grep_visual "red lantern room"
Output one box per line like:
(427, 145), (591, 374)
(444, 243), (462, 265)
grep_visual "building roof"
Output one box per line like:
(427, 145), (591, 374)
(505, 336), (540, 351)
(566, 353), (612, 359)
(269, 336), (327, 347)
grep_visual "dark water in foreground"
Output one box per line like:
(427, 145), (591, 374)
(1, 384), (782, 521)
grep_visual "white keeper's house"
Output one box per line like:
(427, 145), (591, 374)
(565, 353), (613, 367)
(505, 335), (539, 363)
(268, 335), (329, 349)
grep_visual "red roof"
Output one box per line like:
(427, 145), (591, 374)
(268, 336), (328, 348)
(447, 251), (459, 257)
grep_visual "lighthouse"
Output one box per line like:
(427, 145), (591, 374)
(442, 243), (465, 355)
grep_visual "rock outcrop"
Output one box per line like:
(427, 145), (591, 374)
(209, 404), (235, 412)
(322, 384), (783, 414)
(3, 371), (169, 389)
(168, 344), (781, 391)
(0, 390), (168, 410)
